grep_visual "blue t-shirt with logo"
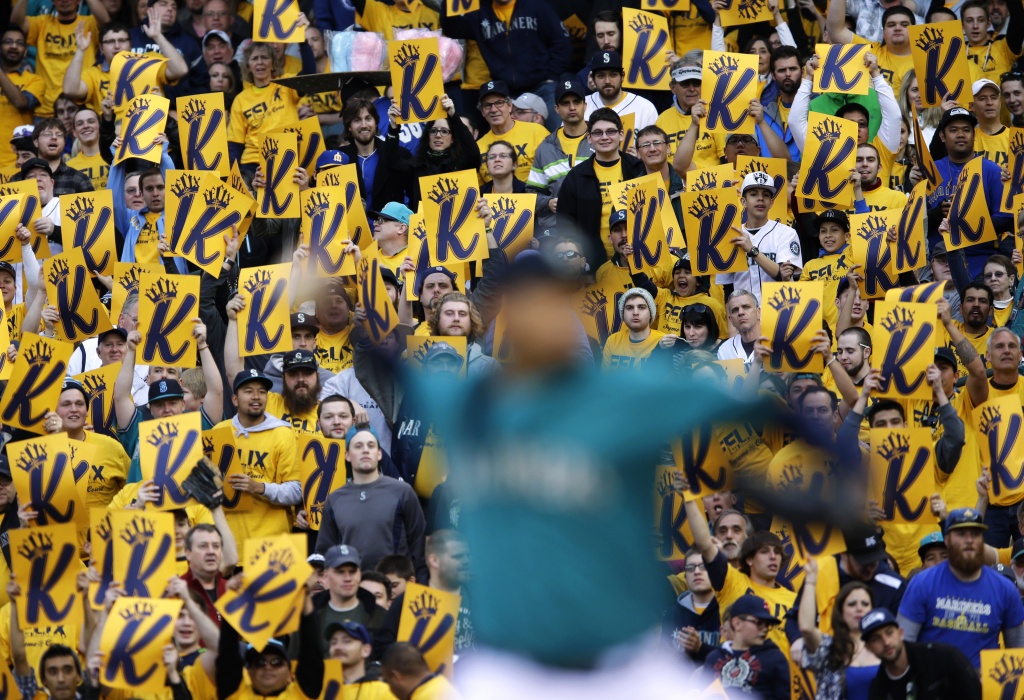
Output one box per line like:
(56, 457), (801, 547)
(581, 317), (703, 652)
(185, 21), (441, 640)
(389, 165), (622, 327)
(898, 561), (1024, 666)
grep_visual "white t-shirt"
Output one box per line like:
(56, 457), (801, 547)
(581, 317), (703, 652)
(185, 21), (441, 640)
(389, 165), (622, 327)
(716, 334), (756, 364)
(584, 91), (659, 132)
(716, 220), (802, 304)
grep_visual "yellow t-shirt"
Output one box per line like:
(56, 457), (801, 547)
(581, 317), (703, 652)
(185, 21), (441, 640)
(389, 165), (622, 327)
(994, 303), (1013, 328)
(266, 392), (320, 435)
(369, 245), (407, 277)
(595, 259), (672, 294)
(593, 159), (624, 259)
(975, 126), (1012, 170)
(655, 290), (729, 338)
(80, 64), (111, 117)
(187, 656), (316, 700)
(107, 481), (215, 528)
(477, 120), (550, 184)
(66, 152), (109, 190)
(852, 37), (914, 96)
(861, 184), (908, 212)
(669, 6), (713, 53)
(228, 83), (303, 165)
(968, 39), (1020, 84)
(655, 107), (727, 169)
(801, 249), (851, 334)
(557, 129), (586, 169)
(339, 681), (396, 700)
(935, 390), (982, 511)
(216, 418), (299, 544)
(716, 561), (796, 654)
(492, 0), (514, 25)
(941, 322), (993, 369)
(137, 212), (163, 264)
(602, 328), (665, 369)
(0, 69), (43, 168)
(315, 324), (353, 373)
(356, 0), (439, 40)
(80, 432), (130, 509)
(26, 14), (99, 118)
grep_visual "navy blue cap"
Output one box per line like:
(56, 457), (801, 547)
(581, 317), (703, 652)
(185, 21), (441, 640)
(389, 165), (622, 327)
(934, 347), (957, 370)
(591, 50), (623, 72)
(859, 608), (898, 638)
(379, 265), (399, 289)
(945, 507), (987, 532)
(315, 150), (349, 172)
(245, 638), (287, 664)
(414, 265), (457, 296)
(1012, 537), (1024, 562)
(232, 369), (273, 393)
(0, 261), (15, 279)
(290, 312), (319, 332)
(282, 349), (317, 373)
(556, 77), (587, 102)
(918, 530), (944, 559)
(323, 543), (361, 569)
(148, 378), (184, 404)
(60, 378), (88, 402)
(98, 326), (129, 342)
(423, 341), (464, 368)
(728, 594), (780, 624)
(479, 80), (510, 99)
(609, 209), (627, 229)
(324, 620), (371, 645)
(814, 208), (850, 232)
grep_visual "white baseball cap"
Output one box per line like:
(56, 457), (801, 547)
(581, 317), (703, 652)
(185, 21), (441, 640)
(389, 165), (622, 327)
(972, 78), (1000, 95)
(741, 171), (776, 195)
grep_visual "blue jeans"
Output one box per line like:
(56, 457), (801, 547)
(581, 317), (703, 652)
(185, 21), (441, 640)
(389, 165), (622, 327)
(983, 503), (1020, 548)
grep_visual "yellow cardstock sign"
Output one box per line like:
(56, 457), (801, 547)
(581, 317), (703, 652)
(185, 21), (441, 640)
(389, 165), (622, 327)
(301, 187), (357, 277)
(89, 509), (114, 610)
(114, 95), (170, 165)
(416, 426), (447, 499)
(61, 190), (116, 276)
(771, 516), (847, 562)
(316, 164), (373, 249)
(111, 510), (177, 598)
(701, 51), (758, 135)
(110, 263), (161, 325)
(718, 0), (772, 25)
(977, 394), (1024, 507)
(653, 467), (705, 560)
(0, 179), (48, 259)
(868, 428), (936, 524)
(10, 524), (83, 630)
(623, 9), (671, 90)
(799, 113), (858, 206)
(100, 597), (183, 693)
(656, 184), (683, 248)
(849, 211), (900, 299)
(871, 300), (937, 401)
(681, 188), (746, 275)
(446, 0), (479, 16)
(406, 336), (468, 377)
(176, 93), (230, 177)
(768, 519), (808, 594)
(812, 43), (869, 95)
(229, 161), (256, 238)
(909, 21), (971, 106)
(1002, 129), (1024, 213)
(945, 156), (997, 250)
(0, 193), (24, 263)
(137, 273), (201, 369)
(298, 434), (346, 531)
(44, 247), (115, 343)
(687, 163), (739, 192)
(8, 434), (88, 526)
(0, 305), (10, 381)
(269, 117), (326, 174)
(760, 281), (824, 373)
(422, 170), (488, 265)
(216, 534), (312, 652)
(138, 413), (203, 511)
(356, 257), (399, 346)
(406, 211), (427, 300)
(885, 280), (947, 303)
(398, 582), (461, 675)
(166, 171), (250, 277)
(911, 105), (942, 193)
(254, 0), (304, 42)
(736, 156), (787, 222)
(389, 38), (447, 124)
(620, 112), (636, 153)
(671, 427), (729, 503)
(611, 176), (669, 274)
(0, 333), (74, 433)
(1015, 193), (1024, 280)
(488, 193), (536, 261)
(893, 182), (927, 273)
(257, 133), (300, 219)
(981, 649), (1024, 700)
(109, 51), (167, 111)
(203, 426), (252, 512)
(237, 264), (292, 357)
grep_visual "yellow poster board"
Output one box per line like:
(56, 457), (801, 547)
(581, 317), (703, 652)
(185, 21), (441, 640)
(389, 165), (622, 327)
(137, 273), (201, 368)
(110, 510), (177, 598)
(978, 394), (1024, 507)
(623, 9), (671, 90)
(300, 187), (357, 277)
(9, 524), (82, 630)
(869, 428), (936, 524)
(945, 156), (997, 250)
(812, 43), (869, 95)
(8, 434), (88, 526)
(61, 190), (116, 276)
(100, 597), (183, 693)
(681, 188), (746, 275)
(760, 281), (824, 373)
(257, 133), (301, 219)
(798, 113), (858, 206)
(871, 300), (938, 401)
(236, 264), (292, 357)
(0, 334), (74, 433)
(298, 434), (346, 531)
(397, 582), (461, 675)
(421, 170), (489, 265)
(138, 413), (203, 511)
(701, 51), (758, 135)
(389, 38), (447, 124)
(44, 247), (114, 343)
(254, 0), (304, 42)
(114, 95), (170, 165)
(176, 93), (231, 176)
(909, 21), (972, 106)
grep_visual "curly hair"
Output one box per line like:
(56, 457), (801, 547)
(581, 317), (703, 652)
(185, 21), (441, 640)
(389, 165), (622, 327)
(240, 42), (283, 84)
(428, 292), (484, 342)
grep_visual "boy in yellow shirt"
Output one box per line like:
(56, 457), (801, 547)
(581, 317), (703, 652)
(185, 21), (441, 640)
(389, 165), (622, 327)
(602, 287), (664, 369)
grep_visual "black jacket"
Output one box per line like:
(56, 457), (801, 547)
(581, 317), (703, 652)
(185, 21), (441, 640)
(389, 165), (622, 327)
(867, 641), (980, 700)
(556, 152), (647, 269)
(663, 590), (720, 664)
(408, 116), (481, 211)
(340, 132), (414, 213)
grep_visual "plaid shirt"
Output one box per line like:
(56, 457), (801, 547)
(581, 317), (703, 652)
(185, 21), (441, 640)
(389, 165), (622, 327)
(13, 160), (94, 197)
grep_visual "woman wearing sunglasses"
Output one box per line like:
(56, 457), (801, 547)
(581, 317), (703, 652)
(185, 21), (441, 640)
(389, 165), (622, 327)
(407, 93), (481, 210)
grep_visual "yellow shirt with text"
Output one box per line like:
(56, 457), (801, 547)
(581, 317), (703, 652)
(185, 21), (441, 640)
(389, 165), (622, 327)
(356, 0), (439, 40)
(717, 561), (796, 654)
(602, 329), (665, 369)
(862, 185), (907, 212)
(968, 39), (1020, 83)
(26, 14), (98, 118)
(801, 249), (851, 333)
(593, 159), (624, 259)
(266, 392), (320, 435)
(228, 83), (303, 165)
(80, 432), (130, 509)
(477, 120), (550, 184)
(66, 152), (109, 190)
(0, 69), (43, 167)
(975, 127), (1012, 170)
(315, 324), (353, 373)
(655, 290), (729, 339)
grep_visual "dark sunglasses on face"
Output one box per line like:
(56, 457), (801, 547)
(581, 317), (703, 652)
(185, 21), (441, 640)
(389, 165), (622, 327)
(555, 250), (581, 260)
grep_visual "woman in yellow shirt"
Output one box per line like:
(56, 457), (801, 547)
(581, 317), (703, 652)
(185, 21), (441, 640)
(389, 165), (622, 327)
(983, 254), (1017, 327)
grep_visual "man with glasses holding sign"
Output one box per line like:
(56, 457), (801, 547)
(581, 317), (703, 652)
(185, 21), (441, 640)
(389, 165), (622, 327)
(475, 80), (549, 186)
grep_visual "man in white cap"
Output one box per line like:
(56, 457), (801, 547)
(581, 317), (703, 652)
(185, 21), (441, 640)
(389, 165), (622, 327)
(972, 78), (1012, 168)
(201, 29), (234, 68)
(656, 59), (726, 169)
(716, 172), (801, 305)
(602, 287), (663, 370)
(511, 93), (548, 126)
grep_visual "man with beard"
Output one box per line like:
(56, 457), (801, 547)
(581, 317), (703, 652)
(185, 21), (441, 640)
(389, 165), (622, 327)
(65, 109), (108, 190)
(898, 508), (1024, 666)
(666, 549), (720, 664)
(313, 281), (354, 374)
(583, 51), (658, 131)
(426, 292), (499, 376)
(760, 47), (801, 137)
(861, 609), (980, 700)
(339, 98), (413, 212)
(18, 120), (92, 195)
(835, 326), (873, 387)
(265, 350), (321, 434)
(0, 26), (42, 169)
(948, 282), (994, 362)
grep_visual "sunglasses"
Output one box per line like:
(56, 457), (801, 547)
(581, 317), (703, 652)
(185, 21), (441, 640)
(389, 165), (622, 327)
(250, 657), (287, 669)
(554, 250), (581, 260)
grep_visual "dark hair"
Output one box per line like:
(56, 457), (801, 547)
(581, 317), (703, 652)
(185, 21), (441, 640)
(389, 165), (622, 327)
(838, 326), (872, 349)
(318, 393), (357, 420)
(769, 46), (801, 73)
(881, 5), (916, 27)
(798, 385), (838, 412)
(3, 24), (25, 38)
(835, 103), (870, 125)
(636, 124), (668, 142)
(138, 166), (163, 190)
(827, 582), (874, 669)
(587, 107), (622, 132)
(359, 570), (392, 599)
(415, 116), (469, 164)
(963, 281), (994, 305)
(857, 142), (881, 159)
(376, 555), (416, 580)
(486, 139), (518, 165)
(961, 0), (988, 17)
(425, 529), (465, 558)
(342, 98), (379, 132)
(743, 35), (770, 56)
(185, 523), (221, 551)
(737, 531), (786, 576)
(33, 118), (65, 139)
(591, 9), (621, 30)
(866, 399), (905, 425)
(680, 305), (721, 351)
(99, 21), (131, 40)
(382, 643), (430, 675)
(39, 645), (81, 680)
(926, 7), (957, 21)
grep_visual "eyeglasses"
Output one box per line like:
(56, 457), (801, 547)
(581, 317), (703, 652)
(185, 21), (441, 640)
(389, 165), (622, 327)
(428, 128), (451, 136)
(487, 152), (513, 161)
(0, 39), (25, 47)
(984, 270), (1008, 278)
(374, 217), (391, 225)
(737, 615), (773, 630)
(729, 136), (758, 145)
(250, 657), (287, 668)
(637, 140), (666, 150)
(479, 99), (508, 111)
(683, 562), (707, 573)
(589, 129), (621, 138)
(554, 250), (580, 260)
(37, 131), (63, 140)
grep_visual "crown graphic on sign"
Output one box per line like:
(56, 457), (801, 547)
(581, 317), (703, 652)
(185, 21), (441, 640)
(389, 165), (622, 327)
(145, 278), (178, 304)
(777, 463), (804, 490)
(627, 13), (655, 33)
(266, 547), (294, 574)
(656, 469), (674, 498)
(24, 340), (54, 367)
(204, 185), (232, 210)
(15, 444), (46, 473)
(180, 99), (206, 123)
(979, 405), (1003, 436)
(914, 26), (944, 52)
(201, 435), (214, 455)
(47, 257), (70, 288)
(145, 421), (179, 448)
(393, 43), (421, 69)
(66, 197), (94, 223)
(767, 286), (801, 312)
(412, 218), (427, 240)
(628, 187), (648, 215)
(119, 515), (156, 546)
(580, 288), (609, 317)
(261, 137), (280, 161)
(741, 160), (770, 177)
(1012, 131), (1024, 157)
(880, 306), (915, 333)
(428, 177), (460, 205)
(708, 54), (740, 77)
(96, 515), (112, 542)
(118, 601), (155, 623)
(811, 118), (844, 143)
(691, 171), (719, 192)
(876, 432), (911, 461)
(615, 183), (637, 209)
(82, 373), (107, 398)
(687, 193), (719, 220)
(170, 174), (203, 199)
(16, 532), (53, 561)
(491, 197), (516, 221)
(410, 592), (440, 619)
(738, 0), (767, 20)
(125, 98), (150, 120)
(243, 269), (273, 295)
(856, 215), (889, 240)
(987, 653), (1024, 684)
(248, 539), (275, 567)
(304, 190), (331, 219)
(411, 339), (434, 364)
(118, 267), (142, 292)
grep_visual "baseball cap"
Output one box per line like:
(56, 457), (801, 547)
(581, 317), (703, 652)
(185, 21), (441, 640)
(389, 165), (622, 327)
(20, 157), (50, 179)
(726, 133), (759, 145)
(814, 209), (850, 233)
(0, 261), (16, 280)
(479, 80), (510, 100)
(60, 378), (88, 402)
(414, 265), (457, 296)
(202, 29), (232, 48)
(609, 209), (627, 229)
(324, 621), (371, 645)
(282, 349), (317, 373)
(423, 341), (463, 367)
(972, 78), (1000, 96)
(671, 64), (702, 84)
(379, 266), (399, 289)
(859, 608), (898, 638)
(591, 50), (624, 72)
(511, 93), (549, 120)
(945, 507), (987, 532)
(244, 638), (287, 665)
(98, 326), (128, 342)
(324, 544), (361, 569)
(917, 530), (945, 559)
(369, 202), (413, 226)
(344, 424), (380, 447)
(306, 553), (325, 567)
(232, 369), (273, 393)
(672, 250), (692, 272)
(315, 150), (349, 172)
(320, 280), (352, 308)
(843, 523), (888, 565)
(934, 347), (957, 370)
(10, 125), (33, 151)
(148, 378), (184, 404)
(938, 107), (978, 130)
(728, 594), (780, 624)
(1011, 537), (1024, 563)
(741, 171), (776, 195)
(555, 78), (586, 102)
(931, 239), (948, 257)
(290, 312), (320, 333)
(0, 455), (11, 482)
